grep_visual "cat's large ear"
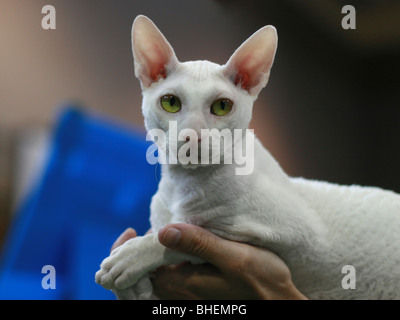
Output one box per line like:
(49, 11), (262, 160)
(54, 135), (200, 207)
(223, 26), (277, 96)
(132, 15), (179, 88)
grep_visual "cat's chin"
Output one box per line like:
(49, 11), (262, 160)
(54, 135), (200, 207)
(181, 163), (209, 170)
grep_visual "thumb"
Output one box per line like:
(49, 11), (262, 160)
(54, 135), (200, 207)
(158, 223), (236, 267)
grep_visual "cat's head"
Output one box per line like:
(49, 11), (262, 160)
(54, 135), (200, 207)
(131, 15), (277, 167)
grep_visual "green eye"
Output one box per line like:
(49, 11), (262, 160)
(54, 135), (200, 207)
(160, 95), (181, 113)
(211, 98), (233, 116)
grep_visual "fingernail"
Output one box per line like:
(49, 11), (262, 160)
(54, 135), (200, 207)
(162, 227), (181, 247)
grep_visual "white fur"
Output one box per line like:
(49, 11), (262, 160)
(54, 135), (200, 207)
(95, 16), (400, 300)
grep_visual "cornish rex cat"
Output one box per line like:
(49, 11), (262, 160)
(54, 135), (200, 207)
(95, 15), (400, 300)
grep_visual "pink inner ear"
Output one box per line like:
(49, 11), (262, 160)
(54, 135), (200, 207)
(151, 64), (167, 81)
(234, 69), (251, 91)
(147, 45), (170, 82)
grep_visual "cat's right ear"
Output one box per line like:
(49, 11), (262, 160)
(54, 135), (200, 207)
(132, 15), (179, 88)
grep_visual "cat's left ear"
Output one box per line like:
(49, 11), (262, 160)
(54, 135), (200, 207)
(223, 25), (278, 97)
(132, 15), (179, 88)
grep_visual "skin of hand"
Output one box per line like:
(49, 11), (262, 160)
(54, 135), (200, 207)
(111, 224), (308, 300)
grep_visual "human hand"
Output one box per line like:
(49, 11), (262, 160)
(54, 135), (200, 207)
(110, 224), (307, 300)
(152, 223), (308, 300)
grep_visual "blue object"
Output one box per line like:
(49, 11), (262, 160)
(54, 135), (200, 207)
(0, 106), (159, 299)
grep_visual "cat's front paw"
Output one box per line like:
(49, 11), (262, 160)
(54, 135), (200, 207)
(112, 276), (154, 300)
(95, 238), (147, 290)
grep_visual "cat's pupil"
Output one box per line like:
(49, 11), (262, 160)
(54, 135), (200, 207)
(170, 97), (175, 106)
(220, 101), (225, 109)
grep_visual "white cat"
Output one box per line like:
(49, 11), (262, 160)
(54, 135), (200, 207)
(95, 15), (400, 300)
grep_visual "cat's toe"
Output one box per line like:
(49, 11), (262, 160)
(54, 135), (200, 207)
(95, 256), (125, 289)
(135, 277), (153, 300)
(113, 287), (138, 300)
(114, 268), (138, 290)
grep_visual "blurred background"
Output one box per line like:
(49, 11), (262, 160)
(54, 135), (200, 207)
(0, 0), (399, 298)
